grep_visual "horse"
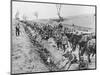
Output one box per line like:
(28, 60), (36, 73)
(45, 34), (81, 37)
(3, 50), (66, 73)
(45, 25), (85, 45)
(69, 33), (82, 51)
(79, 35), (96, 63)
(86, 39), (96, 63)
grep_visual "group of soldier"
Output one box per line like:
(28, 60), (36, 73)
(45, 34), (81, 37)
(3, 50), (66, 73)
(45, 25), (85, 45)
(15, 20), (96, 69)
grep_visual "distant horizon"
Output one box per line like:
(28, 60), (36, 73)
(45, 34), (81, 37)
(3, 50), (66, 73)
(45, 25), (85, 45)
(12, 13), (95, 20)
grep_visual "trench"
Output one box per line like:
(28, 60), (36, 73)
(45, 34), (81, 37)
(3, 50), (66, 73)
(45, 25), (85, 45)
(21, 21), (61, 71)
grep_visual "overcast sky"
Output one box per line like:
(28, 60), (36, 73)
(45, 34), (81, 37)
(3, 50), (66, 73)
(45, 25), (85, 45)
(12, 1), (95, 20)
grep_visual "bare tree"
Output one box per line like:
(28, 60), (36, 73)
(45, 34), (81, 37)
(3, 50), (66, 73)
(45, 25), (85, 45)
(34, 12), (38, 19)
(56, 4), (63, 21)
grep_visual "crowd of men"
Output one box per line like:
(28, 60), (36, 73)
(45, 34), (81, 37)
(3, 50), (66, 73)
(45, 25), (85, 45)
(17, 20), (96, 70)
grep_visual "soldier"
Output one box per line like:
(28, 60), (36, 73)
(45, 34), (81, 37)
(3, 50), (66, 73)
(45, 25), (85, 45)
(15, 23), (20, 36)
(62, 34), (69, 52)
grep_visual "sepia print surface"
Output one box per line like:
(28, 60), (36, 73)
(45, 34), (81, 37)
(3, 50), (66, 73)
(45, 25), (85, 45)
(11, 0), (96, 74)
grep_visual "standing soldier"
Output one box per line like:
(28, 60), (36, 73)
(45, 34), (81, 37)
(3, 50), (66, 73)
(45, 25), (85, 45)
(62, 34), (69, 52)
(16, 23), (20, 36)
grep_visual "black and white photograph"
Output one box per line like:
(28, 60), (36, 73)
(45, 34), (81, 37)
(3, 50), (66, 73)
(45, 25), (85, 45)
(11, 0), (96, 74)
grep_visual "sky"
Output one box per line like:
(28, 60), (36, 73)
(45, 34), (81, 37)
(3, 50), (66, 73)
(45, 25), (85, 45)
(12, 1), (95, 20)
